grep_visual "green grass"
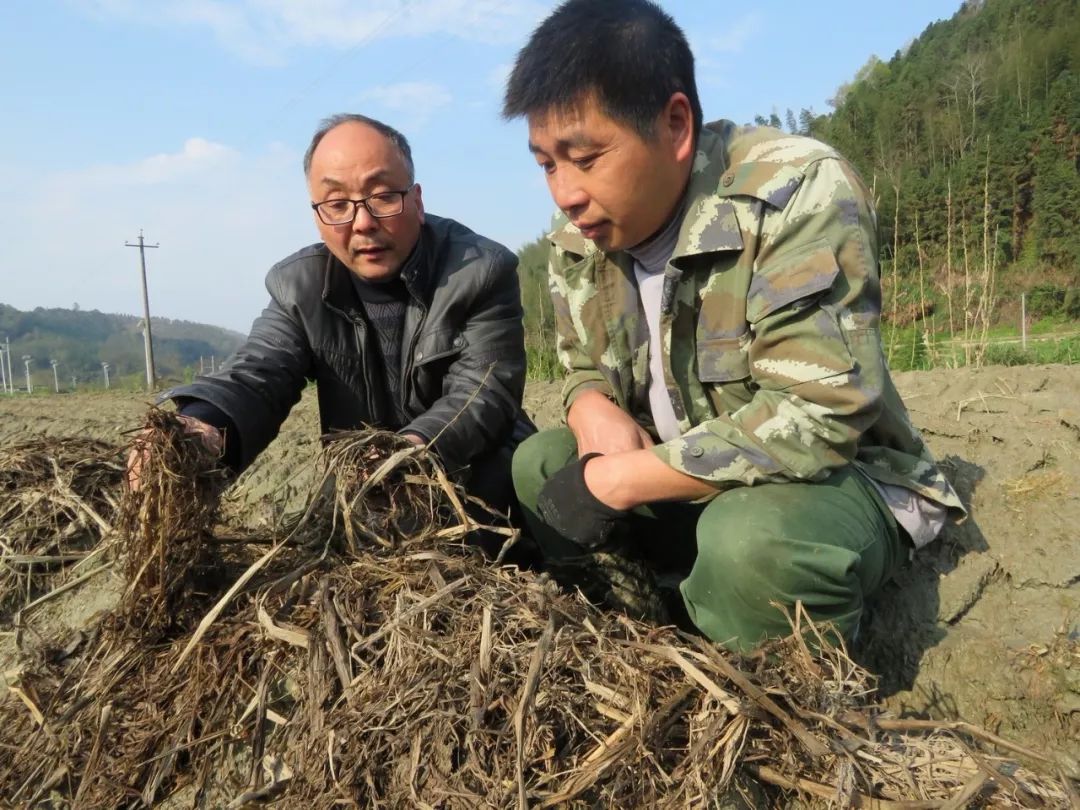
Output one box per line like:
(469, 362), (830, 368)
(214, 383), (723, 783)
(983, 337), (1080, 366)
(886, 324), (1080, 371)
(525, 341), (561, 381)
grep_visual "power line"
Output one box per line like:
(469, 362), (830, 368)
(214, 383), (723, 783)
(259, 0), (415, 132)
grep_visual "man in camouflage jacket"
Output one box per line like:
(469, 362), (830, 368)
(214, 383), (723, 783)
(504, 0), (964, 651)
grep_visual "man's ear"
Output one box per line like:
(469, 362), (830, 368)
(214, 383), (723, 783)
(662, 92), (695, 163)
(413, 183), (425, 224)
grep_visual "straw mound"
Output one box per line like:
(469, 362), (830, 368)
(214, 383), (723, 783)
(0, 437), (123, 620)
(0, 419), (1076, 809)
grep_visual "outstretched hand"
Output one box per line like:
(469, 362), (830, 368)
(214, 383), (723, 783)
(125, 414), (224, 492)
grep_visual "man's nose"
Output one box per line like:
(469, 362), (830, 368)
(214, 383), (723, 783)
(549, 170), (588, 215)
(351, 204), (379, 233)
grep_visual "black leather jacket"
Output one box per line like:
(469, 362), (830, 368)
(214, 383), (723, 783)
(164, 215), (530, 476)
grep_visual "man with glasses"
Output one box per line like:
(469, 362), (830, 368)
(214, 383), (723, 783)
(133, 113), (531, 517)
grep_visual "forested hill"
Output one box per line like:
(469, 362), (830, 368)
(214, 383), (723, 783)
(809, 0), (1079, 289)
(516, 0), (1079, 375)
(0, 303), (245, 391)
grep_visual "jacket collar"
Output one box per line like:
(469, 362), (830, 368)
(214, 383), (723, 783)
(321, 227), (429, 317)
(548, 121), (821, 262)
(546, 126), (742, 262)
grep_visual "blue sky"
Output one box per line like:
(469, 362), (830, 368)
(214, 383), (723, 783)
(0, 0), (961, 334)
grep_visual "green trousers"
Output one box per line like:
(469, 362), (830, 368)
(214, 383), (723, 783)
(511, 428), (909, 653)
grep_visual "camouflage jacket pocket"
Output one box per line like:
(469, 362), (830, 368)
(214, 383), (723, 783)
(747, 240), (839, 323)
(746, 241), (855, 391)
(696, 331), (751, 383)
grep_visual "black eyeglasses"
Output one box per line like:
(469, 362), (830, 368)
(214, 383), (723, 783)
(311, 188), (412, 225)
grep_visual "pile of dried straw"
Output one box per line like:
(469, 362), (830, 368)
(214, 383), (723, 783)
(0, 416), (1076, 808)
(0, 436), (123, 620)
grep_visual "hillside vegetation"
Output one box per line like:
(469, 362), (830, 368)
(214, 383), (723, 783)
(518, 0), (1079, 377)
(0, 303), (244, 392)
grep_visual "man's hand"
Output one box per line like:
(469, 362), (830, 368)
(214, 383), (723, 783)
(125, 415), (224, 492)
(567, 389), (654, 457)
(536, 453), (628, 548)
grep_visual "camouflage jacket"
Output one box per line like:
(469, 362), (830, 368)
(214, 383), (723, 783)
(547, 120), (965, 516)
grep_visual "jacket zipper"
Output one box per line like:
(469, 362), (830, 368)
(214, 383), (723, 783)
(400, 288), (428, 409)
(347, 313), (383, 422)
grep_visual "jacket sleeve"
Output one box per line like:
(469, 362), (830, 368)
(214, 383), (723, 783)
(653, 157), (888, 487)
(548, 246), (619, 411)
(162, 269), (313, 472)
(402, 247), (526, 474)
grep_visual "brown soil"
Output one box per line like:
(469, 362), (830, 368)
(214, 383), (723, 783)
(1, 364), (1077, 764)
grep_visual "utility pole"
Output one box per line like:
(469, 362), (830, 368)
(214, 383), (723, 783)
(125, 230), (160, 392)
(4, 336), (12, 394)
(0, 340), (6, 394)
(102, 361), (111, 390)
(1021, 292), (1027, 351)
(51, 359), (60, 393)
(22, 355), (32, 394)
(71, 375), (77, 391)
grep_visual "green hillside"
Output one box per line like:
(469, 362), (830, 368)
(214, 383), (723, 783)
(789, 0), (1079, 366)
(813, 0), (1079, 274)
(0, 304), (245, 392)
(518, 0), (1079, 377)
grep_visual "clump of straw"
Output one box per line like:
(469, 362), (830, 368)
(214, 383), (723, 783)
(0, 437), (123, 619)
(118, 409), (229, 636)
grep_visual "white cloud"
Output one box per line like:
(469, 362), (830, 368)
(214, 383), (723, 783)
(260, 0), (548, 46)
(72, 0), (549, 63)
(692, 13), (761, 86)
(361, 81), (452, 113)
(64, 137), (235, 186)
(704, 13), (760, 55)
(358, 81), (453, 129)
(72, 0), (290, 64)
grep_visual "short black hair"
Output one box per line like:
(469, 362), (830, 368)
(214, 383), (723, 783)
(303, 113), (415, 182)
(502, 0), (702, 138)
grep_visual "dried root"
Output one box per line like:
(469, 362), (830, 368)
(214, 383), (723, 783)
(118, 409), (229, 636)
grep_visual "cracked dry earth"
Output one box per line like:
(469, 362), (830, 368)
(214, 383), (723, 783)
(1, 364), (1077, 761)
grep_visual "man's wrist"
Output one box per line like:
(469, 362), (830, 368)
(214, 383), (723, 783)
(566, 388), (614, 436)
(583, 452), (637, 511)
(585, 448), (716, 510)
